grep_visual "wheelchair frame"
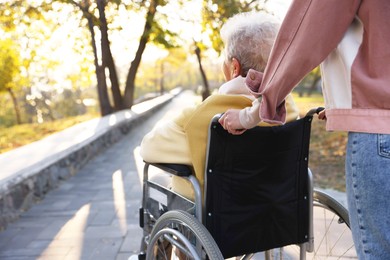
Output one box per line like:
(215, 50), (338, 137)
(137, 108), (355, 260)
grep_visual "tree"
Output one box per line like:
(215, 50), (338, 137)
(57, 0), (177, 115)
(202, 0), (264, 53)
(76, 0), (113, 115)
(2, 0), (181, 119)
(196, 0), (267, 99)
(0, 0), (89, 124)
(194, 44), (210, 100)
(307, 67), (322, 96)
(0, 0), (51, 32)
(0, 39), (22, 124)
(133, 47), (194, 99)
(297, 67), (322, 97)
(122, 0), (161, 108)
(157, 48), (188, 94)
(0, 0), (54, 124)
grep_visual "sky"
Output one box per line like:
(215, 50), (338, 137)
(266, 0), (292, 19)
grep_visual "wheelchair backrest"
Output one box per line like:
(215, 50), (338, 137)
(204, 114), (314, 258)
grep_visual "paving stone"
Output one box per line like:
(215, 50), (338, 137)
(36, 245), (71, 258)
(36, 220), (71, 240)
(26, 239), (52, 250)
(0, 257), (33, 260)
(119, 227), (143, 252)
(89, 210), (116, 226)
(116, 252), (134, 260)
(0, 226), (22, 250)
(88, 238), (123, 259)
(6, 227), (43, 249)
(84, 226), (126, 239)
(0, 248), (43, 258)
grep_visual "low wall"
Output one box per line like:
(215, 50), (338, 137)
(0, 91), (178, 230)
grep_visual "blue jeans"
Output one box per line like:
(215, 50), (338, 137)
(346, 132), (390, 259)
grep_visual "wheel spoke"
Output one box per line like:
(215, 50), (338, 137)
(146, 210), (224, 260)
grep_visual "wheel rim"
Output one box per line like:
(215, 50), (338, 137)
(146, 210), (223, 260)
(309, 202), (356, 259)
(147, 227), (201, 260)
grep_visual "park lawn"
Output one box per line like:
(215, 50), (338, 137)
(0, 113), (98, 154)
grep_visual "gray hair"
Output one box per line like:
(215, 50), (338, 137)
(221, 11), (280, 75)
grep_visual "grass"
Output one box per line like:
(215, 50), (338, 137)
(293, 92), (347, 191)
(0, 113), (98, 154)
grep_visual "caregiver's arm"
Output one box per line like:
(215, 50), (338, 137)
(219, 0), (360, 133)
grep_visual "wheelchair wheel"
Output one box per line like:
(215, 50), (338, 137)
(263, 190), (356, 260)
(310, 190), (356, 259)
(146, 210), (224, 260)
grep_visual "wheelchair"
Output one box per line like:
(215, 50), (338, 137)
(137, 108), (356, 259)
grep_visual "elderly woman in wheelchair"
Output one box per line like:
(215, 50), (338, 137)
(136, 11), (354, 260)
(140, 11), (299, 202)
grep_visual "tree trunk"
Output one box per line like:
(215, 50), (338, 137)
(123, 0), (158, 108)
(195, 46), (210, 101)
(7, 88), (21, 124)
(160, 62), (164, 95)
(86, 9), (112, 116)
(96, 65), (112, 115)
(96, 0), (124, 111)
(307, 75), (321, 97)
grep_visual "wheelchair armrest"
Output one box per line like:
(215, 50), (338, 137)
(145, 162), (192, 177)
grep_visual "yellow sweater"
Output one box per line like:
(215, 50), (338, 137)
(141, 92), (299, 200)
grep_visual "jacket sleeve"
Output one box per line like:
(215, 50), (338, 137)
(239, 93), (299, 129)
(252, 0), (361, 124)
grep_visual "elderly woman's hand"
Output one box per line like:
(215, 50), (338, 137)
(218, 109), (247, 135)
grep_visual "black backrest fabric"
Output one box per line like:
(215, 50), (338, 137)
(205, 115), (313, 258)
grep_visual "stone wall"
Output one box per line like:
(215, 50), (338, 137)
(0, 93), (174, 230)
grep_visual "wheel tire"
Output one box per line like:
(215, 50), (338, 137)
(146, 210), (224, 260)
(313, 189), (350, 228)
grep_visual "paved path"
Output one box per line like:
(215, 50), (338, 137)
(0, 90), (199, 260)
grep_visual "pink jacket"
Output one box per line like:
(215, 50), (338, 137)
(240, 0), (390, 134)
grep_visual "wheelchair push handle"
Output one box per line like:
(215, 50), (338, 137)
(214, 107), (325, 127)
(305, 107), (325, 117)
